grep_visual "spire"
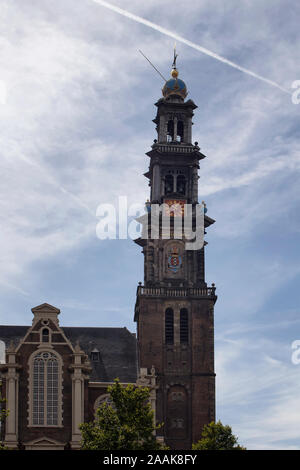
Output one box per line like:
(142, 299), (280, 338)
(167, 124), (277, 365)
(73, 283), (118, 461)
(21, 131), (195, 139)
(162, 47), (187, 100)
(172, 43), (178, 70)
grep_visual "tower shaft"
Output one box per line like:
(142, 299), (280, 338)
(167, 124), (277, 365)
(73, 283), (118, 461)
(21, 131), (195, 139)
(134, 67), (217, 449)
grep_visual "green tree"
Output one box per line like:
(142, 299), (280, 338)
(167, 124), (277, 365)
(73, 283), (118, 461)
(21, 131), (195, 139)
(192, 421), (246, 450)
(0, 392), (9, 450)
(80, 379), (166, 450)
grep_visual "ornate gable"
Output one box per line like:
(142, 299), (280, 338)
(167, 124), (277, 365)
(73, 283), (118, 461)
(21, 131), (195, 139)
(15, 303), (75, 353)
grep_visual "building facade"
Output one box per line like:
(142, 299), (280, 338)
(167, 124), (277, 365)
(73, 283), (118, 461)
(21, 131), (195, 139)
(0, 303), (141, 449)
(0, 62), (216, 450)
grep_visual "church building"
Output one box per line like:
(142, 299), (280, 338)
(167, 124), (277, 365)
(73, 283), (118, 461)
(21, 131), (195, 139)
(0, 59), (217, 450)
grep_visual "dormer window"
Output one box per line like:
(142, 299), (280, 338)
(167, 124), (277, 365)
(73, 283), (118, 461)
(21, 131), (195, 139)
(91, 348), (100, 362)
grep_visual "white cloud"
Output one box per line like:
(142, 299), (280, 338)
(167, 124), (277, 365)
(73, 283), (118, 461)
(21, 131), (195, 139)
(0, 0), (299, 449)
(216, 329), (300, 449)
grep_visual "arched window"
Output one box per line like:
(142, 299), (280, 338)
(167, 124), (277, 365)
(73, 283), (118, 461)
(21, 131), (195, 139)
(177, 175), (186, 195)
(167, 120), (174, 142)
(94, 394), (115, 416)
(165, 175), (174, 194)
(30, 351), (62, 426)
(42, 328), (49, 343)
(165, 308), (174, 344)
(177, 121), (184, 142)
(180, 309), (189, 344)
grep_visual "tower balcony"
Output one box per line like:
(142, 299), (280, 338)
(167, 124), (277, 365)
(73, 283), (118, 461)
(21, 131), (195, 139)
(154, 142), (197, 154)
(136, 283), (216, 299)
(134, 284), (217, 321)
(148, 141), (206, 159)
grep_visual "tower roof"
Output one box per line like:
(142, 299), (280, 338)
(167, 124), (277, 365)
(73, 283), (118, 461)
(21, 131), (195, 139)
(162, 76), (187, 99)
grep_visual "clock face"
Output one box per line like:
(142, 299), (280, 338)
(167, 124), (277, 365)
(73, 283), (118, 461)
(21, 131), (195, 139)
(164, 199), (186, 217)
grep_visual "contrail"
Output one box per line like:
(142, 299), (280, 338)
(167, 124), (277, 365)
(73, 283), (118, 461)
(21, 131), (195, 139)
(92, 0), (290, 94)
(16, 150), (95, 217)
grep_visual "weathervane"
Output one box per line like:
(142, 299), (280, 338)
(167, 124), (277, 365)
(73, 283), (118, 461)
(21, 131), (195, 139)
(172, 43), (178, 70)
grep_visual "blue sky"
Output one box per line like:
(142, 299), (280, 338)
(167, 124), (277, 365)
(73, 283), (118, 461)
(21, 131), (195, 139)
(0, 0), (300, 449)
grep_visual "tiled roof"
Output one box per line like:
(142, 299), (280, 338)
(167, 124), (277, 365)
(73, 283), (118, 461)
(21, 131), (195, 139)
(0, 325), (137, 383)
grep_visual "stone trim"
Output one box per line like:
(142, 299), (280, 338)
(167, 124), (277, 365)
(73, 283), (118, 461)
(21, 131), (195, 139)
(24, 436), (66, 450)
(3, 346), (19, 449)
(70, 343), (91, 449)
(15, 303), (76, 355)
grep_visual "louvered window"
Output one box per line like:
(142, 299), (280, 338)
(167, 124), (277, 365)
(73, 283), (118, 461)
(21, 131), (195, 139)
(165, 308), (174, 344)
(165, 174), (174, 194)
(180, 309), (189, 344)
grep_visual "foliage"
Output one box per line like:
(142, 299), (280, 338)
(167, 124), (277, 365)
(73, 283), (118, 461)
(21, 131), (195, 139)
(192, 421), (246, 450)
(80, 379), (167, 450)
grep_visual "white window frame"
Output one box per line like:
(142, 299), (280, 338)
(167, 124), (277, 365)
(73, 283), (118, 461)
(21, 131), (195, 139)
(28, 350), (63, 428)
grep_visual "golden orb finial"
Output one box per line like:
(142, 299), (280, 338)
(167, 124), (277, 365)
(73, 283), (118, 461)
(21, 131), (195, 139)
(171, 68), (179, 78)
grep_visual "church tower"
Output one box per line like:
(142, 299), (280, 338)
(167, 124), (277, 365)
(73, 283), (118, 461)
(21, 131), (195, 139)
(134, 56), (217, 450)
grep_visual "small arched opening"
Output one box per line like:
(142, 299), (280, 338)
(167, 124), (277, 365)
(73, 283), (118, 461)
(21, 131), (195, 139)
(176, 121), (184, 142)
(177, 175), (186, 195)
(165, 174), (174, 195)
(42, 328), (50, 343)
(167, 120), (174, 142)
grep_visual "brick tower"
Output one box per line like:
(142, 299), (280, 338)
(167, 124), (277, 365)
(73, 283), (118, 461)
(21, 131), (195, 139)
(134, 57), (217, 449)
